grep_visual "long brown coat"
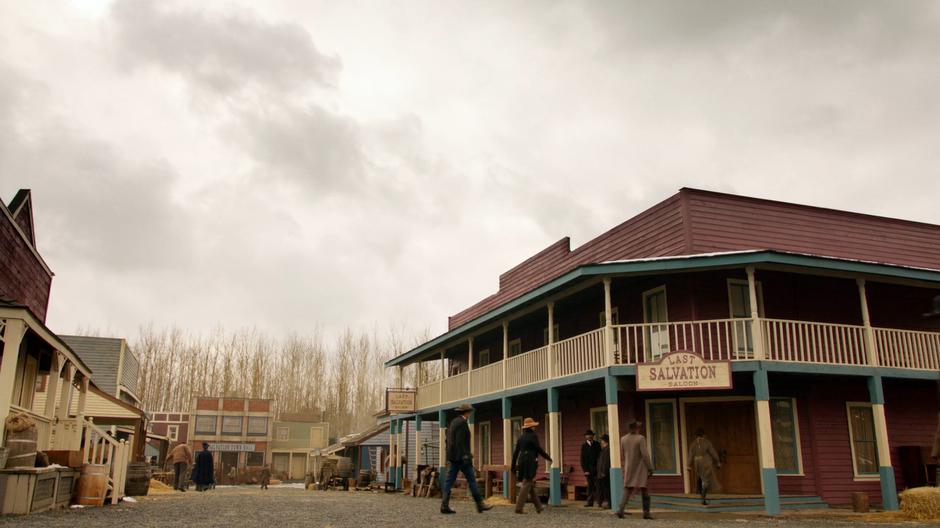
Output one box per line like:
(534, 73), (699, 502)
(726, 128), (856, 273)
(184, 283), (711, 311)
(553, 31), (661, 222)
(688, 437), (721, 492)
(621, 433), (653, 488)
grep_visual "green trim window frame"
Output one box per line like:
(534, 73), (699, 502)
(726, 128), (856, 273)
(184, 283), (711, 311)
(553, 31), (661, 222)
(846, 402), (879, 478)
(769, 397), (803, 475)
(645, 399), (680, 475)
(477, 421), (492, 466)
(590, 407), (609, 439)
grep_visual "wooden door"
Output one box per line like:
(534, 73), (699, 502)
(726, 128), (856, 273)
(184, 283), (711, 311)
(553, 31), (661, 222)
(290, 453), (306, 480)
(684, 401), (761, 494)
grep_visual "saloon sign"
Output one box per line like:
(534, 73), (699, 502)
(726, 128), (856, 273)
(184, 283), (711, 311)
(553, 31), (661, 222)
(636, 351), (732, 392)
(386, 388), (417, 414)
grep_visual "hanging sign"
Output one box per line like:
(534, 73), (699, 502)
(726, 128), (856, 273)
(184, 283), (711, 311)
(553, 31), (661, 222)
(386, 388), (416, 414)
(208, 443), (256, 452)
(636, 351), (732, 392)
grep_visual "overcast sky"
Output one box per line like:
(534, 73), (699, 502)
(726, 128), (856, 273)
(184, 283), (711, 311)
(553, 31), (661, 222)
(2, 1), (940, 341)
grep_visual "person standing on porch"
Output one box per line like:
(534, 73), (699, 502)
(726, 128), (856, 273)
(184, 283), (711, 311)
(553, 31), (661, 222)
(580, 429), (601, 507)
(512, 417), (552, 514)
(596, 434), (611, 509)
(687, 428), (721, 505)
(440, 404), (492, 514)
(616, 421), (653, 520)
(193, 442), (215, 492)
(168, 441), (193, 492)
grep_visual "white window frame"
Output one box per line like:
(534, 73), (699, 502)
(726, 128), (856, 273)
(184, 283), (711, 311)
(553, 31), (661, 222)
(770, 397), (804, 476)
(275, 426), (290, 441)
(590, 407), (609, 439)
(846, 402), (880, 480)
(645, 398), (681, 476)
(167, 424), (179, 442)
(598, 306), (620, 327)
(477, 421), (492, 466)
(510, 416), (524, 451)
(727, 279), (764, 318)
(508, 339), (522, 357)
(542, 325), (559, 346)
(642, 286), (670, 360)
(478, 349), (490, 367)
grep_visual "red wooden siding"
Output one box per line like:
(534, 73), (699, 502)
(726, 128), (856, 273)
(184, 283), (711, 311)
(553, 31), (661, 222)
(0, 201), (52, 321)
(447, 187), (940, 333)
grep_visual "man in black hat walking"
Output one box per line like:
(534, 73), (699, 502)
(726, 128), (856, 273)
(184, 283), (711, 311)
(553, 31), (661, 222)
(441, 403), (491, 514)
(580, 429), (601, 507)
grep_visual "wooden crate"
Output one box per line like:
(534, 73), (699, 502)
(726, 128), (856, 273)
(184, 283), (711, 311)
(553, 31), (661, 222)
(46, 450), (84, 468)
(54, 468), (78, 509)
(0, 467), (59, 515)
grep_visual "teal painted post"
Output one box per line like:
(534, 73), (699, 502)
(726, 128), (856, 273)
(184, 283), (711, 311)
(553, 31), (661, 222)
(438, 410), (447, 491)
(754, 370), (781, 515)
(605, 375), (623, 512)
(547, 387), (561, 506)
(502, 397), (512, 498)
(394, 420), (402, 489)
(868, 376), (899, 510)
(415, 416), (422, 486)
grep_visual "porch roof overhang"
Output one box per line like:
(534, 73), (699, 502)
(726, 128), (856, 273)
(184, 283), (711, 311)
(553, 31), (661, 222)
(385, 249), (940, 368)
(0, 301), (93, 378)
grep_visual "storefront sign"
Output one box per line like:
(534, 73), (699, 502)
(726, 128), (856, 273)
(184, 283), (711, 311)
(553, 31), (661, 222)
(636, 351), (732, 391)
(207, 443), (256, 452)
(386, 389), (416, 414)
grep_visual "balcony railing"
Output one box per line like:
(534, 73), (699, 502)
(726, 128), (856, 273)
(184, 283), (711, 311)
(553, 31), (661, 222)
(414, 318), (940, 410)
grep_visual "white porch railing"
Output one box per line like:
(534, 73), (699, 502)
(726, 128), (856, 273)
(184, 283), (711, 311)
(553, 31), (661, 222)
(874, 328), (940, 370)
(469, 361), (504, 396)
(553, 328), (607, 377)
(613, 319), (752, 364)
(83, 418), (129, 505)
(441, 372), (469, 403)
(763, 319), (869, 366)
(505, 345), (550, 388)
(10, 406), (52, 450)
(416, 380), (441, 409)
(411, 319), (940, 411)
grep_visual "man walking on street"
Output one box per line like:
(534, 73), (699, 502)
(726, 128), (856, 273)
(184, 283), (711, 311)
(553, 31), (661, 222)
(168, 441), (193, 492)
(596, 434), (611, 509)
(260, 464), (272, 490)
(440, 404), (492, 514)
(616, 421), (653, 520)
(193, 442), (215, 492)
(581, 429), (601, 507)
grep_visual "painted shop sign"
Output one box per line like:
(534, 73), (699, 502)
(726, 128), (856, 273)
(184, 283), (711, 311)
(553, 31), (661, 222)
(636, 351), (732, 392)
(208, 443), (256, 452)
(386, 388), (416, 414)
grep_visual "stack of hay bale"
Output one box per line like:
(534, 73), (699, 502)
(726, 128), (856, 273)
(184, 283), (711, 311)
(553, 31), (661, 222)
(900, 487), (940, 521)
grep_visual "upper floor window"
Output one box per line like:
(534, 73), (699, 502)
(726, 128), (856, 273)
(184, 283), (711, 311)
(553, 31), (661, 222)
(275, 426), (290, 441)
(194, 415), (217, 435)
(168, 424), (179, 442)
(508, 339), (522, 357)
(542, 324), (559, 346)
(477, 349), (490, 367)
(221, 416), (243, 435)
(247, 417), (268, 436)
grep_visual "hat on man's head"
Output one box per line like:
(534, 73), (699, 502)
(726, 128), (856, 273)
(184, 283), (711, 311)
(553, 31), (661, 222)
(584, 429), (596, 436)
(522, 417), (540, 429)
(600, 434), (610, 442)
(202, 442), (210, 449)
(455, 403), (474, 413)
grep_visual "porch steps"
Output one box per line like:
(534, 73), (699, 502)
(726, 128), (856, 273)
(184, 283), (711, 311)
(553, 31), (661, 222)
(625, 494), (829, 513)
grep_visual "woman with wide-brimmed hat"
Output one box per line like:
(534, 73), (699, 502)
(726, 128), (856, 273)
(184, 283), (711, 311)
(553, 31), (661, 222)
(511, 417), (553, 514)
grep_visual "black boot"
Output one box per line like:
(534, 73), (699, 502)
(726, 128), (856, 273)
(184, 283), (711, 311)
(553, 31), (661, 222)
(475, 497), (492, 513)
(642, 496), (653, 520)
(440, 491), (456, 514)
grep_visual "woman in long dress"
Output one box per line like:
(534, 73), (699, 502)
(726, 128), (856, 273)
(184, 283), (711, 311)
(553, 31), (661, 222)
(511, 417), (552, 514)
(687, 429), (721, 505)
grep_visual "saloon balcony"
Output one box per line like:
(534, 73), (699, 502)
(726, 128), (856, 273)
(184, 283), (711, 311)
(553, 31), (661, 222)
(387, 251), (940, 413)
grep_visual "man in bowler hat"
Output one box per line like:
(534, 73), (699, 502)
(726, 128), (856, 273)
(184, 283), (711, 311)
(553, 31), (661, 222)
(580, 429), (601, 506)
(440, 403), (492, 514)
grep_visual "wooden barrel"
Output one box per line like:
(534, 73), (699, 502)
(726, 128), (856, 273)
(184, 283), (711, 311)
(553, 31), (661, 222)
(335, 457), (354, 478)
(125, 462), (152, 496)
(76, 464), (109, 506)
(4, 427), (37, 468)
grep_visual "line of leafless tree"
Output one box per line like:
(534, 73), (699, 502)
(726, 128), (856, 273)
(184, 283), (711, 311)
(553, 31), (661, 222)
(131, 324), (429, 437)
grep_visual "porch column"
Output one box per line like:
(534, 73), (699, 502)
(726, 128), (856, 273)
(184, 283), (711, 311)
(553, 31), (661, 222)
(0, 318), (26, 440)
(547, 387), (561, 505)
(396, 419), (405, 489)
(76, 376), (89, 421)
(56, 363), (75, 421)
(754, 369), (781, 515)
(415, 415), (422, 477)
(547, 302), (556, 379)
(858, 279), (879, 367)
(468, 411), (476, 462)
(389, 420), (397, 487)
(43, 353), (63, 417)
(746, 266), (766, 360)
(502, 322), (509, 389)
(438, 410), (447, 490)
(501, 397), (512, 498)
(467, 337), (474, 397)
(604, 277), (616, 365)
(605, 375), (623, 511)
(868, 376), (899, 510)
(439, 350), (445, 405)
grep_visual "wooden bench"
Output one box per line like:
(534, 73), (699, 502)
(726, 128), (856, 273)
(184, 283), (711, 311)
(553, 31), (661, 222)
(480, 465), (515, 501)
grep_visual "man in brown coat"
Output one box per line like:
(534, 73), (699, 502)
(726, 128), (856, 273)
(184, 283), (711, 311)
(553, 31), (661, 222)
(617, 421), (653, 520)
(168, 441), (194, 492)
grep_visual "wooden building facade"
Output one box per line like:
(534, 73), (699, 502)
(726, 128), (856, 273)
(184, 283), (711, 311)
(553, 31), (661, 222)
(384, 188), (940, 514)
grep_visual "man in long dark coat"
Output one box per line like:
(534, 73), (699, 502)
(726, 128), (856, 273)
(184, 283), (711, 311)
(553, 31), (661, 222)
(580, 429), (601, 507)
(440, 404), (491, 514)
(193, 442), (215, 492)
(511, 417), (552, 514)
(596, 434), (611, 508)
(616, 421), (653, 520)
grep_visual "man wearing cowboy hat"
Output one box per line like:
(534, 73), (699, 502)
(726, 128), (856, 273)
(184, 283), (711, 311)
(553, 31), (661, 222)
(441, 403), (492, 514)
(580, 429), (601, 507)
(511, 417), (552, 514)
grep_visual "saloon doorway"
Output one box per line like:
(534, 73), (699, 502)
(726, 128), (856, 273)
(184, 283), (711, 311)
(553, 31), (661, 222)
(681, 398), (761, 495)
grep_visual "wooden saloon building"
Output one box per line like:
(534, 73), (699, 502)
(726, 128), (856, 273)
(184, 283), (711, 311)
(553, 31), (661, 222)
(383, 188), (940, 514)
